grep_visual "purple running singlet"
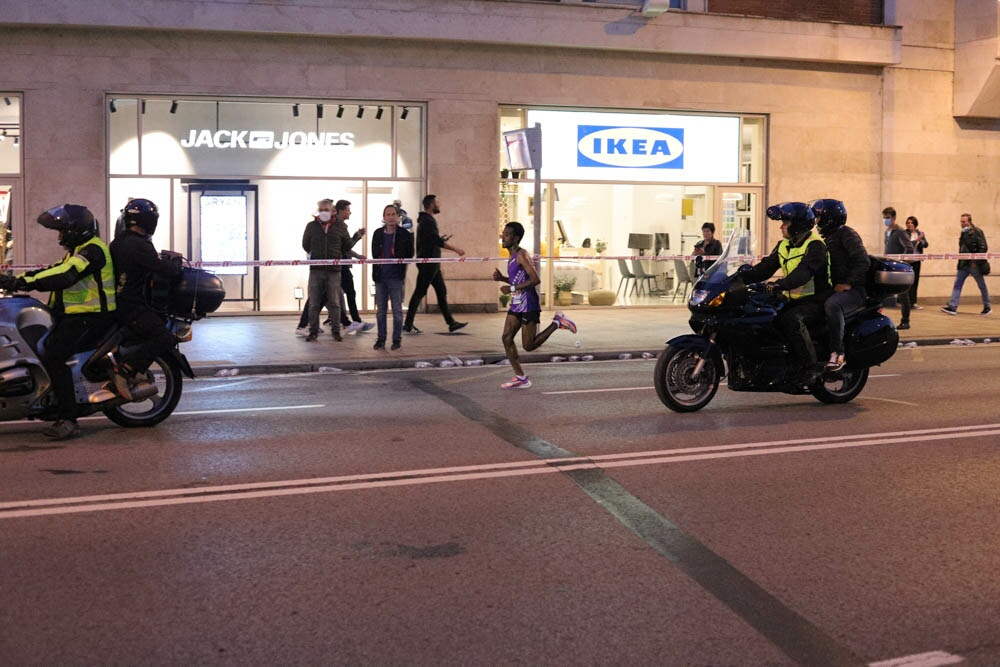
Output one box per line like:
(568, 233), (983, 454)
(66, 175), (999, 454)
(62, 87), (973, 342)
(508, 254), (540, 313)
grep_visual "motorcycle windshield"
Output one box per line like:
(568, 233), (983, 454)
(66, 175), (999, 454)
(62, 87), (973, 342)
(698, 229), (745, 287)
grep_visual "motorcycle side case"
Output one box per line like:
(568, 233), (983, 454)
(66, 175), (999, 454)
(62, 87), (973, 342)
(844, 313), (899, 368)
(866, 256), (914, 299)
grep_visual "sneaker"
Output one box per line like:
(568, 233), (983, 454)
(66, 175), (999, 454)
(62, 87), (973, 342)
(448, 321), (468, 333)
(391, 341), (401, 350)
(323, 318), (332, 326)
(552, 311), (577, 334)
(501, 375), (532, 390)
(295, 326), (309, 337)
(982, 307), (993, 316)
(373, 340), (385, 350)
(305, 332), (318, 342)
(825, 352), (845, 372)
(403, 324), (422, 335)
(911, 303), (924, 310)
(940, 306), (957, 315)
(344, 322), (363, 335)
(898, 322), (910, 330)
(42, 419), (81, 441)
(361, 321), (376, 332)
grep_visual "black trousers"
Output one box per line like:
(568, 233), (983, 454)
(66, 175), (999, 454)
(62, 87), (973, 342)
(776, 300), (823, 368)
(118, 306), (175, 374)
(40, 313), (114, 419)
(405, 264), (455, 328)
(340, 265), (361, 325)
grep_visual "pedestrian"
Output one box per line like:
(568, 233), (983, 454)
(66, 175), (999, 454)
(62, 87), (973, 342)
(302, 198), (346, 341)
(905, 216), (928, 308)
(371, 203), (414, 350)
(941, 213), (991, 316)
(692, 222), (723, 277)
(403, 194), (468, 334)
(493, 222), (577, 389)
(883, 207), (914, 329)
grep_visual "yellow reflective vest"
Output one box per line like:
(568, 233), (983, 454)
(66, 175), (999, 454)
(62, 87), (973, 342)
(777, 230), (830, 300)
(23, 237), (117, 315)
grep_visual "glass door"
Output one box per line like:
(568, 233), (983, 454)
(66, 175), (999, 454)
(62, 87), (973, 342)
(716, 187), (763, 258)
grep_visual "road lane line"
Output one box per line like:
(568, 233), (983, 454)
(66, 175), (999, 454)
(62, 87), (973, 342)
(868, 650), (965, 667)
(3, 423), (999, 518)
(856, 396), (920, 406)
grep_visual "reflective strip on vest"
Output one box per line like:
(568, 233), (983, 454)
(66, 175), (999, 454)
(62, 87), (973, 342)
(53, 237), (117, 314)
(778, 230), (828, 300)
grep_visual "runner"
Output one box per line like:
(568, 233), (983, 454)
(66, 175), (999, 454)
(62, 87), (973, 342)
(493, 222), (577, 389)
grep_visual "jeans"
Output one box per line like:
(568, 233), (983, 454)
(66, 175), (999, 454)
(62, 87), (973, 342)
(375, 278), (405, 343)
(308, 269), (341, 335)
(947, 265), (991, 310)
(824, 288), (866, 354)
(405, 263), (455, 328)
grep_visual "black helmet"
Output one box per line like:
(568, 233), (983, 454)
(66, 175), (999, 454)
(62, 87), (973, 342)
(766, 201), (815, 237)
(37, 204), (98, 249)
(811, 199), (847, 237)
(122, 198), (159, 236)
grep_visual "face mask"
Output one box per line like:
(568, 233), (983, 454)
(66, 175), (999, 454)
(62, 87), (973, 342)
(882, 218), (891, 227)
(317, 211), (332, 222)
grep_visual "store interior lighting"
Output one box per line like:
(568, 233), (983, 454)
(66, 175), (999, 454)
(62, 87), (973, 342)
(169, 100), (179, 114)
(336, 104), (344, 118)
(356, 106), (365, 119)
(375, 106), (384, 120)
(317, 104), (324, 119)
(3, 98), (10, 106)
(400, 107), (409, 120)
(292, 103), (300, 117)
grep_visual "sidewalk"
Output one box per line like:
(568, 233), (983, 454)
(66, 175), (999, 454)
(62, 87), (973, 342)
(182, 304), (1000, 376)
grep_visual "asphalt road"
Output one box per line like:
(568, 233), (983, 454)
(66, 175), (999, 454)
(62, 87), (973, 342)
(1, 345), (999, 666)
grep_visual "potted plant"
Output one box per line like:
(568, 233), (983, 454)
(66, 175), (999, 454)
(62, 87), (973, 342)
(554, 275), (576, 306)
(595, 239), (607, 255)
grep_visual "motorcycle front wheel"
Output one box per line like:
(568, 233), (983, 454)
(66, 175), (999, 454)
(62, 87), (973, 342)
(811, 366), (869, 404)
(654, 345), (721, 412)
(103, 355), (183, 427)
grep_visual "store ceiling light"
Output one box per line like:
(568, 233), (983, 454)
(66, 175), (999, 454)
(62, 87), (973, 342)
(170, 100), (179, 114)
(317, 103), (324, 119)
(375, 106), (384, 120)
(336, 104), (344, 118)
(356, 106), (365, 119)
(141, 100), (146, 114)
(292, 103), (300, 117)
(3, 98), (10, 106)
(400, 107), (409, 120)
(13, 136), (18, 146)
(109, 99), (117, 113)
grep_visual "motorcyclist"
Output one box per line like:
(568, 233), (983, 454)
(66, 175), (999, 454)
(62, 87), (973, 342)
(0, 204), (117, 440)
(737, 201), (831, 384)
(812, 199), (869, 372)
(108, 198), (182, 399)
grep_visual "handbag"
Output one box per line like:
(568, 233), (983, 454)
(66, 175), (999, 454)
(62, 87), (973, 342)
(981, 260), (991, 276)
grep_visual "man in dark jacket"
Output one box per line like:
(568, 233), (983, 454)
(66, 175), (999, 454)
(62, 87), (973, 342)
(812, 199), (870, 371)
(403, 194), (467, 334)
(109, 198), (183, 398)
(941, 213), (991, 316)
(302, 199), (361, 341)
(738, 202), (831, 384)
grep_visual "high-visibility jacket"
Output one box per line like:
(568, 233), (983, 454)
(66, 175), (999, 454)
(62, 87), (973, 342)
(778, 230), (830, 300)
(21, 237), (116, 315)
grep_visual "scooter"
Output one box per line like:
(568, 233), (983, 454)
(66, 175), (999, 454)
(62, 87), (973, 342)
(654, 232), (913, 412)
(0, 266), (225, 427)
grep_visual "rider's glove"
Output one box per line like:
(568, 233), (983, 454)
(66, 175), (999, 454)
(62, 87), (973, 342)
(0, 274), (20, 292)
(764, 281), (783, 296)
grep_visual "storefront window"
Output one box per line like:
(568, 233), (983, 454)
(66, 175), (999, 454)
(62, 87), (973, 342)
(107, 96), (424, 312)
(1, 94), (22, 267)
(498, 105), (766, 306)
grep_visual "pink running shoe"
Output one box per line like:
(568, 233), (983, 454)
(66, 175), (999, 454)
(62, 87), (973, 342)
(501, 375), (532, 389)
(552, 311), (577, 334)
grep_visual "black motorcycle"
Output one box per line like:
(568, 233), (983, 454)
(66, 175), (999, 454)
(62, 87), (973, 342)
(654, 232), (913, 412)
(0, 265), (225, 428)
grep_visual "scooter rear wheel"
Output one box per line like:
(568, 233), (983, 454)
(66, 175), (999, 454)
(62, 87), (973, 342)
(103, 356), (183, 427)
(811, 366), (869, 404)
(654, 345), (720, 412)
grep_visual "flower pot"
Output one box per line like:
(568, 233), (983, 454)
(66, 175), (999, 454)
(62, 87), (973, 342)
(556, 289), (573, 306)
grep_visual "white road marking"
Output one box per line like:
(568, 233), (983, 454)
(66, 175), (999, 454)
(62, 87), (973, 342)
(0, 404), (327, 428)
(869, 650), (965, 666)
(2, 423), (998, 520)
(856, 396), (920, 407)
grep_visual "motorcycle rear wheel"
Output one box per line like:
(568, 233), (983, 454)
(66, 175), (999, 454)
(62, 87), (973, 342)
(654, 345), (720, 412)
(811, 366), (869, 404)
(103, 355), (183, 427)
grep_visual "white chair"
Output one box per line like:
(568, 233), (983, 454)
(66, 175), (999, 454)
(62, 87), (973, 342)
(672, 259), (694, 302)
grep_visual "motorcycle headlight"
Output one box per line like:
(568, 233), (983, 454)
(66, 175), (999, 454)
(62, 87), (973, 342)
(689, 289), (711, 306)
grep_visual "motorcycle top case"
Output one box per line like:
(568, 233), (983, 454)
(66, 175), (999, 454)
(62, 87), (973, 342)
(167, 267), (226, 319)
(866, 256), (914, 298)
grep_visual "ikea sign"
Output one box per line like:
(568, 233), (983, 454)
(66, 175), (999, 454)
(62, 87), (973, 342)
(577, 125), (684, 169)
(527, 110), (739, 183)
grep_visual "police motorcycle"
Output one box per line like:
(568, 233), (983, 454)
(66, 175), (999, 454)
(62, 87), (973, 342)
(653, 230), (913, 412)
(0, 264), (225, 427)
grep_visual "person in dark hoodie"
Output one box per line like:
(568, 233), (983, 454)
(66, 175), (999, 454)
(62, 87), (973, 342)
(403, 194), (467, 334)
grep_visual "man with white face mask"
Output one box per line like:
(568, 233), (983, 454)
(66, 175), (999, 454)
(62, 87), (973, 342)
(301, 198), (344, 341)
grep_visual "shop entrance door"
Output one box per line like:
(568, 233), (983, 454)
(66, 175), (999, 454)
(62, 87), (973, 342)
(185, 181), (259, 311)
(716, 187), (763, 258)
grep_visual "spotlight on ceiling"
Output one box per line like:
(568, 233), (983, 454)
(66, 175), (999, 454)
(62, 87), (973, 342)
(109, 99), (117, 113)
(170, 100), (179, 114)
(292, 103), (300, 117)
(356, 106), (365, 119)
(336, 104), (344, 118)
(400, 107), (409, 120)
(3, 98), (10, 106)
(375, 106), (384, 120)
(317, 104), (324, 119)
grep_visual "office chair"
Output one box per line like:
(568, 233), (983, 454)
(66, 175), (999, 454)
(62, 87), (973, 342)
(672, 259), (694, 302)
(631, 259), (658, 296)
(616, 259), (637, 298)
